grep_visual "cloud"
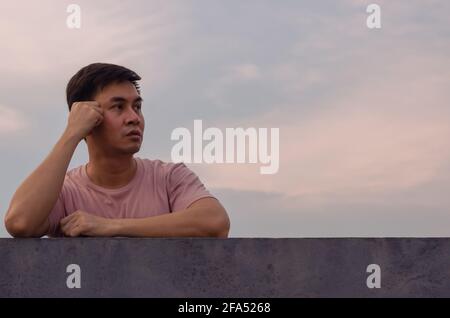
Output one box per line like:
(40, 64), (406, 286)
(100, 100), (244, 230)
(0, 0), (190, 91)
(185, 1), (450, 206)
(215, 188), (450, 237)
(193, 53), (450, 202)
(0, 105), (29, 134)
(229, 64), (261, 81)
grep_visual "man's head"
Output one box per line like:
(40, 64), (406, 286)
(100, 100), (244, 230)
(66, 63), (145, 156)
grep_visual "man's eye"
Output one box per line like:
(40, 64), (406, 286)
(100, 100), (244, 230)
(114, 105), (123, 109)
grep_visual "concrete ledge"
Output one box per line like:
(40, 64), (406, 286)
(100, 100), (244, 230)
(1, 238), (449, 297)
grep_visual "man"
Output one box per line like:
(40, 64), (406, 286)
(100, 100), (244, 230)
(4, 63), (230, 238)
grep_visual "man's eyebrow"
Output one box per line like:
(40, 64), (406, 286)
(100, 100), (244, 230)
(109, 96), (143, 103)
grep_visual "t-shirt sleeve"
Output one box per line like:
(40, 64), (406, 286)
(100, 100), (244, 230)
(166, 163), (215, 212)
(46, 187), (67, 237)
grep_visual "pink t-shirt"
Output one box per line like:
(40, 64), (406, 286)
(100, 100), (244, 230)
(47, 157), (214, 237)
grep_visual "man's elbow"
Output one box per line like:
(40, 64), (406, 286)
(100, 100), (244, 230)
(211, 210), (230, 238)
(4, 212), (41, 238)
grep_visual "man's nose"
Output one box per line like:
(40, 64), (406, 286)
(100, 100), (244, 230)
(125, 107), (141, 125)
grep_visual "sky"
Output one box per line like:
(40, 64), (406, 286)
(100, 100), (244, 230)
(0, 0), (449, 237)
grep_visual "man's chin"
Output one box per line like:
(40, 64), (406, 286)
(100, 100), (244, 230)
(119, 144), (141, 155)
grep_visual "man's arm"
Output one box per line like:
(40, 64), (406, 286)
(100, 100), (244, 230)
(60, 197), (231, 238)
(4, 102), (103, 237)
(4, 131), (79, 237)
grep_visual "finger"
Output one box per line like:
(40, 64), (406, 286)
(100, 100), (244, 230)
(95, 114), (104, 126)
(89, 100), (101, 109)
(91, 105), (104, 116)
(75, 101), (99, 110)
(77, 101), (101, 114)
(60, 214), (79, 232)
(60, 213), (77, 226)
(71, 224), (83, 237)
(60, 210), (82, 225)
(62, 219), (79, 236)
(61, 220), (75, 235)
(66, 224), (82, 237)
(85, 101), (100, 107)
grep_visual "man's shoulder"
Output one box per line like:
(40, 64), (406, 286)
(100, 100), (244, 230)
(63, 164), (85, 186)
(67, 164), (84, 175)
(137, 158), (196, 184)
(54, 164), (85, 196)
(138, 157), (187, 172)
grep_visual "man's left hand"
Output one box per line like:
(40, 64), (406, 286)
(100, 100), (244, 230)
(60, 210), (114, 237)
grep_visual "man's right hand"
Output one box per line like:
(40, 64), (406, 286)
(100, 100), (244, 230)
(65, 101), (104, 142)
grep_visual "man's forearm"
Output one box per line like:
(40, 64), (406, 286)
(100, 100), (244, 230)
(108, 205), (230, 238)
(5, 129), (80, 237)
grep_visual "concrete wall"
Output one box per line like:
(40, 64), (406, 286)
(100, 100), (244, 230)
(1, 238), (449, 297)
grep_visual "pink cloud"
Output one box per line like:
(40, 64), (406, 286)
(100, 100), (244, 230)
(193, 55), (450, 200)
(0, 105), (28, 134)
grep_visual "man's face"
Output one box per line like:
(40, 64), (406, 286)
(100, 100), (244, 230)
(88, 81), (145, 155)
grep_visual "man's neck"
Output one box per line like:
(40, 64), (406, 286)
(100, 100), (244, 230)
(86, 156), (137, 189)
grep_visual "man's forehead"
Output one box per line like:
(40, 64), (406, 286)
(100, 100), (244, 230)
(95, 81), (140, 102)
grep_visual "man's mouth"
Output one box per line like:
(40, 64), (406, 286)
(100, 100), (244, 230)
(126, 130), (142, 137)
